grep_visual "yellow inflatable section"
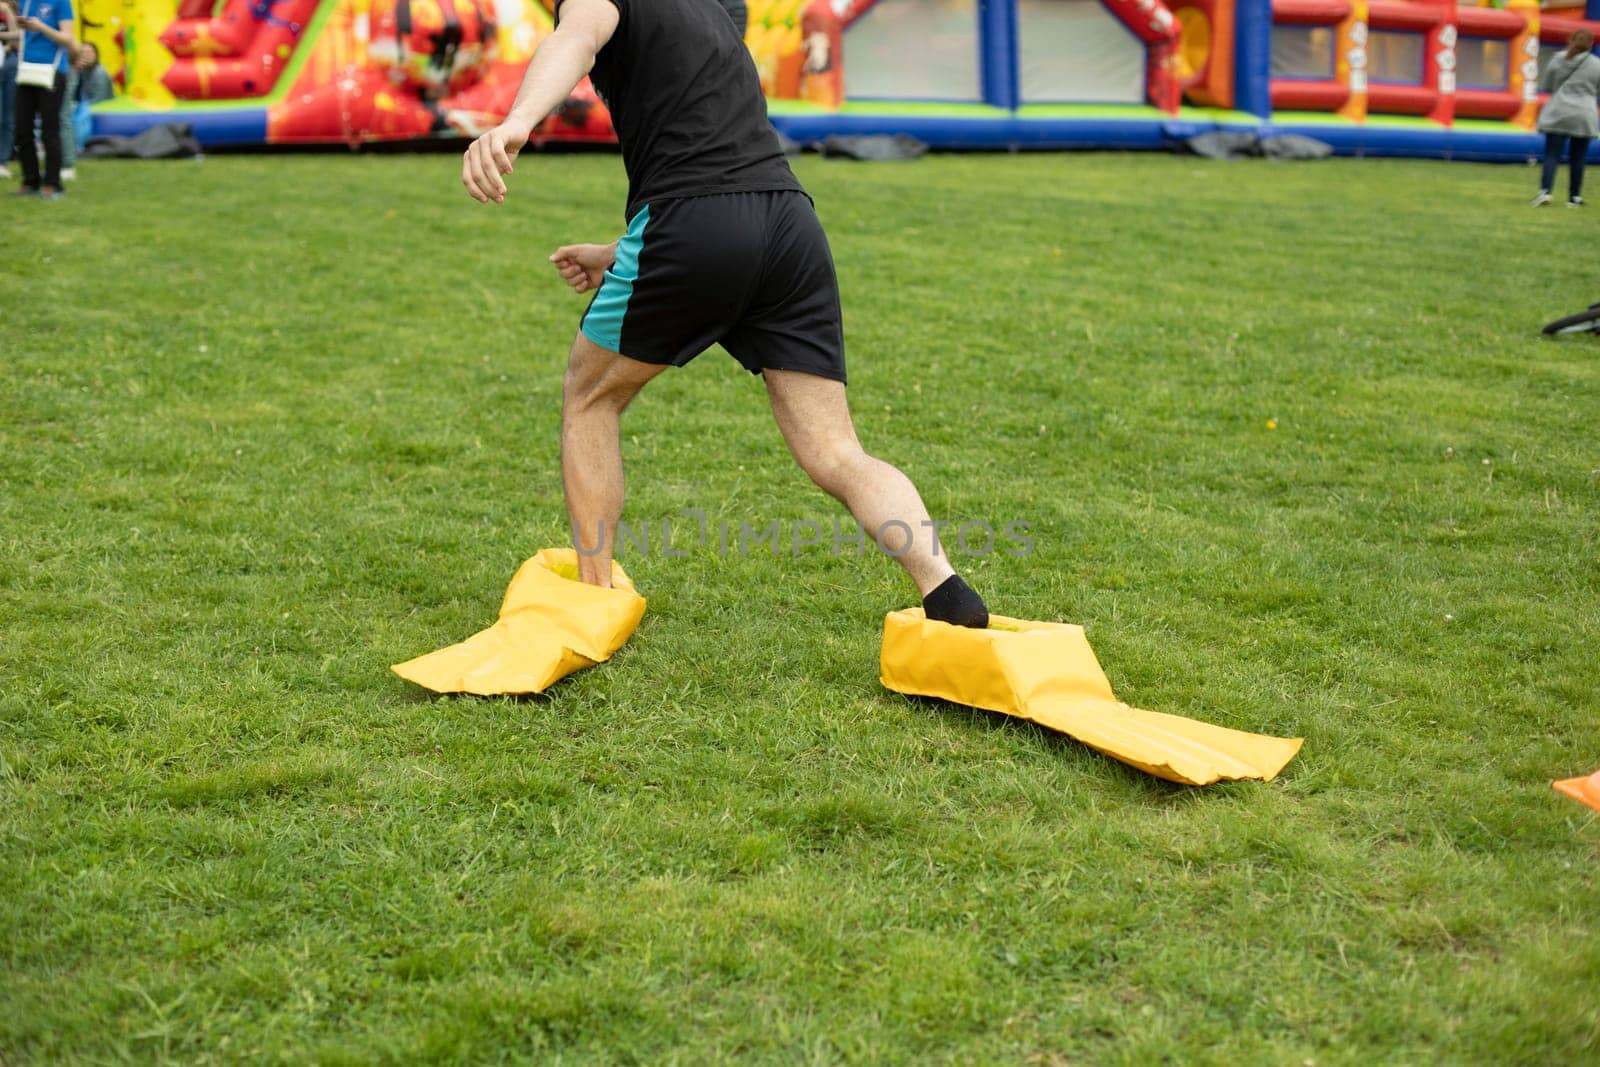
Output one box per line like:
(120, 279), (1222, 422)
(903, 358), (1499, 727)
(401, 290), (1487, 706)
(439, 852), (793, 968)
(78, 0), (179, 107)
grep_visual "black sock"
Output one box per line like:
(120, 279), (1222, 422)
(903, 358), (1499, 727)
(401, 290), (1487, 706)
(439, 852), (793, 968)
(922, 574), (989, 629)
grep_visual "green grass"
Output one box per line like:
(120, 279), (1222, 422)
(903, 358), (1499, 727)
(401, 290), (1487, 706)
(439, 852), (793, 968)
(4, 150), (1599, 1064)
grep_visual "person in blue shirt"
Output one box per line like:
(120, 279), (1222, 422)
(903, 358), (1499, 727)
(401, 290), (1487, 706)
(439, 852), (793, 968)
(11, 0), (76, 199)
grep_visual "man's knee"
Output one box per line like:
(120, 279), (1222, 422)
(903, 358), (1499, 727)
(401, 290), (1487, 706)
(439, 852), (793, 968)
(561, 358), (606, 413)
(563, 337), (646, 415)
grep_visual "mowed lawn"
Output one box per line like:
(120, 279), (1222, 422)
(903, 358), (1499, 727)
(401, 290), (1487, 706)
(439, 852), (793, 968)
(4, 148), (1598, 1064)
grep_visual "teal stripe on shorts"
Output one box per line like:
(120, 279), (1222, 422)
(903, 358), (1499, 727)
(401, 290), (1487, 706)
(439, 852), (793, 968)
(580, 204), (651, 353)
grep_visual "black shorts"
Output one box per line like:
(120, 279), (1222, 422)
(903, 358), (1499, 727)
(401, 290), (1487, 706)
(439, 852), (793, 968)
(580, 190), (846, 384)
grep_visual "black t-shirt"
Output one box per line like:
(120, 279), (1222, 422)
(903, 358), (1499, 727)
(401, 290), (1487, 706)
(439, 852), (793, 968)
(555, 0), (803, 222)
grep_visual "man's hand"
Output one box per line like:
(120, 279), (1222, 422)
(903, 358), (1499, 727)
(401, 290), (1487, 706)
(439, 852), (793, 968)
(549, 242), (617, 294)
(462, 118), (534, 204)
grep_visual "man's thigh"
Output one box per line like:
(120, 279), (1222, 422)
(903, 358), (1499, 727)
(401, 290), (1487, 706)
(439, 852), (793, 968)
(564, 330), (668, 410)
(763, 366), (860, 465)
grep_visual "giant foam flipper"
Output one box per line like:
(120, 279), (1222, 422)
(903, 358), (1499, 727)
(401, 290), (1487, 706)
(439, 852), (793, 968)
(880, 610), (1301, 786)
(392, 548), (645, 696)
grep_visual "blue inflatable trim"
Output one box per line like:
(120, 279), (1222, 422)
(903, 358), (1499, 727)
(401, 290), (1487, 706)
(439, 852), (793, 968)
(770, 113), (1176, 150)
(92, 108), (268, 147)
(1234, 0), (1273, 118)
(979, 0), (1019, 110)
(1263, 121), (1547, 162)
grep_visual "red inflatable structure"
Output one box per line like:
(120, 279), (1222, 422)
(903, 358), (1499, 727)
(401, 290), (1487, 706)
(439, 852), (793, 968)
(160, 0), (320, 99)
(1102, 0), (1184, 112)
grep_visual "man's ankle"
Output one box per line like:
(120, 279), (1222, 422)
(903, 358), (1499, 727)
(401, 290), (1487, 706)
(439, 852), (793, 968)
(923, 574), (989, 629)
(577, 559), (615, 587)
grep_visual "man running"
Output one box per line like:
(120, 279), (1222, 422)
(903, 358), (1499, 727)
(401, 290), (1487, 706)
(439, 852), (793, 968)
(459, 0), (989, 629)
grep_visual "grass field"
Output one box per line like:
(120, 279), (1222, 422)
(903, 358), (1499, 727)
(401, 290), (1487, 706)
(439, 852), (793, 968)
(4, 149), (1599, 1064)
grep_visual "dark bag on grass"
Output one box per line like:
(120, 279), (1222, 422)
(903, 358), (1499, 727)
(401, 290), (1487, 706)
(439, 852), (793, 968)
(819, 134), (928, 161)
(1259, 133), (1333, 160)
(1183, 130), (1332, 161)
(1184, 130), (1262, 160)
(81, 123), (202, 160)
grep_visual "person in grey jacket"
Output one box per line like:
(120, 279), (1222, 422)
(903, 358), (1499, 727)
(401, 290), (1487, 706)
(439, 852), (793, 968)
(1533, 29), (1600, 207)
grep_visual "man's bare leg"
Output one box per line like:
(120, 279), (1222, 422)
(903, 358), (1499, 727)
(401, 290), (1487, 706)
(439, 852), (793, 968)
(561, 332), (666, 586)
(764, 368), (986, 623)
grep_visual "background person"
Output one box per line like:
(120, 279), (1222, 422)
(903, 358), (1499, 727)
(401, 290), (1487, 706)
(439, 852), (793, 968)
(0, 1), (19, 181)
(12, 0), (75, 198)
(62, 40), (109, 168)
(1533, 28), (1600, 207)
(72, 38), (108, 103)
(52, 35), (71, 175)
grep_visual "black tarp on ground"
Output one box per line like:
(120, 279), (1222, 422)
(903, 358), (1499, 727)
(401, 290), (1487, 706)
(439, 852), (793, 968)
(818, 134), (929, 161)
(1183, 131), (1333, 160)
(81, 123), (202, 160)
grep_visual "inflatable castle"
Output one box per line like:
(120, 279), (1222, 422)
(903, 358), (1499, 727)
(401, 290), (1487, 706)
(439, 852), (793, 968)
(82, 0), (1600, 160)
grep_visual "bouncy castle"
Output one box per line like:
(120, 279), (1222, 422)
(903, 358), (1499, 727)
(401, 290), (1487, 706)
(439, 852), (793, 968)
(83, 0), (1600, 160)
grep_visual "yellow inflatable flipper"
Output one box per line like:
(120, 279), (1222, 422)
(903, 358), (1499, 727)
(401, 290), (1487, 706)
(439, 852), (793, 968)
(880, 609), (1301, 786)
(392, 548), (646, 696)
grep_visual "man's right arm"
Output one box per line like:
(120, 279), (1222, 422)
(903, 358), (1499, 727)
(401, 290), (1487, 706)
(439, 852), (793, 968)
(549, 240), (619, 294)
(460, 0), (618, 205)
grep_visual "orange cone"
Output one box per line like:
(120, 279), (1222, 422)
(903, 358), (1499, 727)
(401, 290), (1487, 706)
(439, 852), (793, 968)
(1553, 771), (1600, 812)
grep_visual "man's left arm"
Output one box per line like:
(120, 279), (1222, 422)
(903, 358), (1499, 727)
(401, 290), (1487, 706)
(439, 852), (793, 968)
(460, 0), (618, 205)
